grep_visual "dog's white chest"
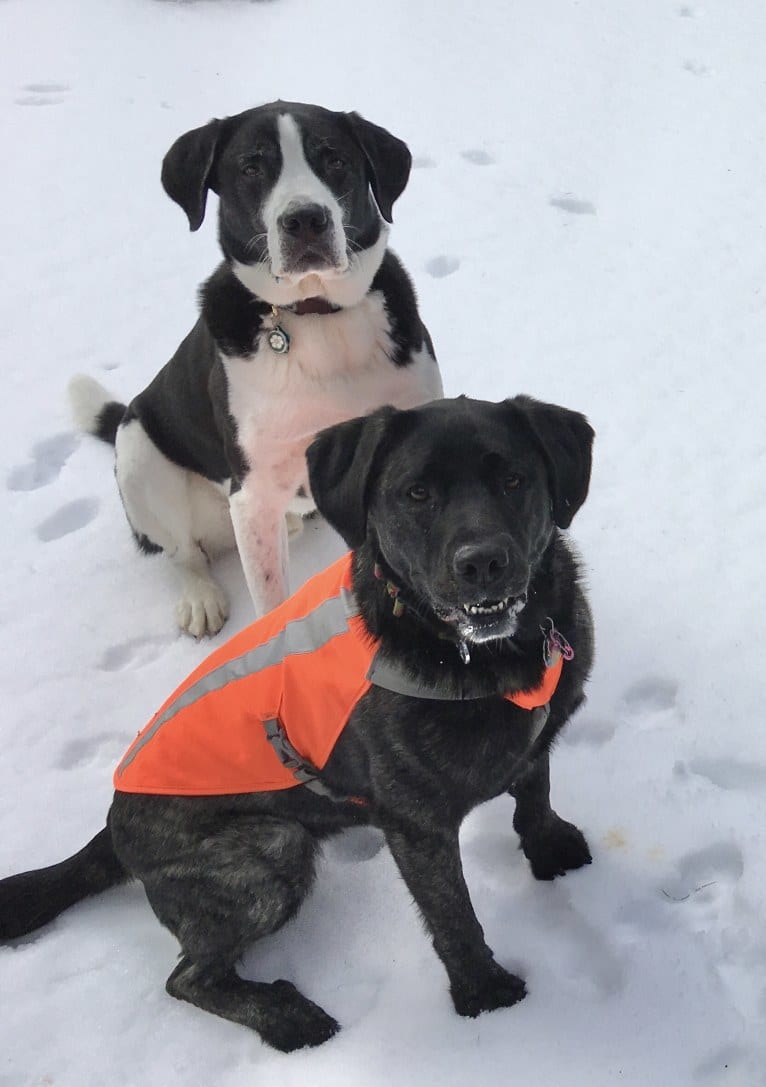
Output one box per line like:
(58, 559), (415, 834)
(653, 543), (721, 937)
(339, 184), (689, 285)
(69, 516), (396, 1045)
(223, 293), (439, 455)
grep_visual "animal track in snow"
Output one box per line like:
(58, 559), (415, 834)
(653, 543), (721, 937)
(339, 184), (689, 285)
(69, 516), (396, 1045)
(683, 60), (712, 76)
(412, 155), (436, 169)
(56, 732), (127, 771)
(531, 890), (626, 998)
(460, 148), (494, 166)
(98, 636), (172, 672)
(323, 827), (385, 864)
(662, 842), (744, 904)
(7, 433), (79, 492)
(560, 715), (616, 747)
(426, 255), (460, 278)
(15, 82), (70, 106)
(549, 195), (596, 216)
(694, 1043), (752, 1084)
(622, 676), (678, 715)
(682, 757), (766, 792)
(36, 497), (99, 542)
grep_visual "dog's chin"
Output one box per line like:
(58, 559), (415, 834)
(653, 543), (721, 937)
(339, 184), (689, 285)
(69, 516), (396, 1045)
(437, 597), (527, 646)
(276, 253), (350, 283)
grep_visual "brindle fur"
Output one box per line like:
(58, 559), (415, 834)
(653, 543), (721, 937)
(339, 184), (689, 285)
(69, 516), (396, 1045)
(1, 395), (595, 1051)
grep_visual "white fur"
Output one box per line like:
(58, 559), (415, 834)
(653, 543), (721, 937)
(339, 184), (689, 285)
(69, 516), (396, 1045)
(264, 114), (347, 279)
(67, 374), (113, 435)
(102, 302), (441, 626)
(223, 296), (443, 612)
(115, 420), (234, 637)
(73, 109), (442, 635)
(233, 112), (390, 309)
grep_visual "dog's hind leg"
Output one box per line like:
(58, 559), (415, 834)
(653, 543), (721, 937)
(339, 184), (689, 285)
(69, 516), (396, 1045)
(115, 419), (233, 637)
(123, 810), (338, 1051)
(166, 960), (338, 1052)
(510, 750), (592, 880)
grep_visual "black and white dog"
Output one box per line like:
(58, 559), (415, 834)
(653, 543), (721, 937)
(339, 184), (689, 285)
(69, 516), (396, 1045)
(70, 101), (442, 637)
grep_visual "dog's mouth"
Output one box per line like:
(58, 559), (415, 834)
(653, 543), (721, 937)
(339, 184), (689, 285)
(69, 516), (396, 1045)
(461, 596), (515, 617)
(437, 594), (528, 644)
(274, 252), (350, 281)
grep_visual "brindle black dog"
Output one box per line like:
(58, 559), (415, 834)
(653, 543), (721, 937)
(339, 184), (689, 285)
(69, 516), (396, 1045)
(0, 395), (595, 1052)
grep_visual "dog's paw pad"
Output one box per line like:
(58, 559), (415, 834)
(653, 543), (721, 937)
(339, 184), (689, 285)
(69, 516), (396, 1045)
(7, 433), (79, 492)
(549, 195), (597, 215)
(460, 148), (495, 165)
(98, 636), (171, 672)
(426, 255), (460, 279)
(36, 497), (99, 542)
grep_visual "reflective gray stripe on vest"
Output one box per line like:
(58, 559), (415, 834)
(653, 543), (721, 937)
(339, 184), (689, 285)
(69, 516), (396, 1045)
(115, 588), (352, 778)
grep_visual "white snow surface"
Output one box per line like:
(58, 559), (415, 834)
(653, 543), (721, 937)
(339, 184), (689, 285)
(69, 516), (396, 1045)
(1, 1), (765, 1084)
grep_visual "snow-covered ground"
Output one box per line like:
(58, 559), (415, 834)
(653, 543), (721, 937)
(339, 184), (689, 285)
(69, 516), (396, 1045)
(2, 1), (765, 1083)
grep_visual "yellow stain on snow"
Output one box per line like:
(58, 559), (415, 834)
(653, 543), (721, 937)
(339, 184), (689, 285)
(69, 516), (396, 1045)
(602, 828), (629, 850)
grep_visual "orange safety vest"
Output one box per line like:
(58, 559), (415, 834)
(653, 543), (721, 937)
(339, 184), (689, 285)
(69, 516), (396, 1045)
(114, 553), (565, 798)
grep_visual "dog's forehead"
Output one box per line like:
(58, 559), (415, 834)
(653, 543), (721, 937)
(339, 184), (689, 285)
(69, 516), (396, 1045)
(224, 101), (355, 155)
(391, 399), (541, 469)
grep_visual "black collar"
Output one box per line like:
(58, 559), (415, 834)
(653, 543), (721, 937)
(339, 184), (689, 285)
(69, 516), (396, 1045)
(280, 297), (342, 316)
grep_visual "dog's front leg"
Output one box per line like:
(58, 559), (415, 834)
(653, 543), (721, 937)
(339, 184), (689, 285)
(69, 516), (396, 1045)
(229, 483), (289, 616)
(510, 748), (592, 880)
(383, 824), (526, 1017)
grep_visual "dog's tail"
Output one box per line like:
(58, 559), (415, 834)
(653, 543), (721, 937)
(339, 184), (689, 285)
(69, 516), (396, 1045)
(0, 826), (128, 941)
(67, 375), (127, 446)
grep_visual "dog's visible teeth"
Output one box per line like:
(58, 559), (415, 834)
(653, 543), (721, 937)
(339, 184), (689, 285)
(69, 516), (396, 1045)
(463, 597), (511, 616)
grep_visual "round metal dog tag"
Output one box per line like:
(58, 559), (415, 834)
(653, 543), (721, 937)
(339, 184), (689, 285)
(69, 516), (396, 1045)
(268, 326), (290, 354)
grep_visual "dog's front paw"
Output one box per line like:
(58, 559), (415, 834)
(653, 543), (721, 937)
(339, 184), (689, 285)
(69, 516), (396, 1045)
(450, 961), (527, 1018)
(176, 578), (230, 638)
(259, 980), (340, 1052)
(285, 511), (304, 540)
(521, 814), (592, 881)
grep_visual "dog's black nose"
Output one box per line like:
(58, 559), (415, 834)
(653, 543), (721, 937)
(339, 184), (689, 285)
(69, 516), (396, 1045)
(278, 204), (330, 239)
(453, 540), (512, 592)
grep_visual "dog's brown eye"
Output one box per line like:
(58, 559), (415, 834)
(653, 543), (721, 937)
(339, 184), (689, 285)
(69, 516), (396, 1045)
(241, 152), (265, 176)
(504, 474), (521, 493)
(326, 154), (347, 171)
(407, 484), (429, 502)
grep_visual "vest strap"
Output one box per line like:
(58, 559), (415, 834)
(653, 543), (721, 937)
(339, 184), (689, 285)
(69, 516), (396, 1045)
(263, 718), (367, 806)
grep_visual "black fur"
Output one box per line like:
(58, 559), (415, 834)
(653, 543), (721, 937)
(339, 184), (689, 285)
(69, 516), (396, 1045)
(0, 396), (596, 1051)
(106, 101), (432, 488)
(94, 401), (126, 445)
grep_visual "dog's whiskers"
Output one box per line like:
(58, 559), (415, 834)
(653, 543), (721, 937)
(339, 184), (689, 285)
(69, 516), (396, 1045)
(244, 231), (268, 259)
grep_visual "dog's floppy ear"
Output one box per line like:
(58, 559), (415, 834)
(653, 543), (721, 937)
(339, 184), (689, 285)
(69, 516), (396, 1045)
(346, 112), (412, 223)
(508, 396), (594, 529)
(161, 119), (224, 232)
(307, 406), (396, 547)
